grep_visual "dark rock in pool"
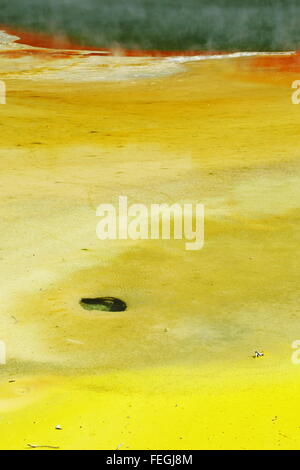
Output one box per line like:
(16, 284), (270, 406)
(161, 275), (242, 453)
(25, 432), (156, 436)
(80, 297), (127, 312)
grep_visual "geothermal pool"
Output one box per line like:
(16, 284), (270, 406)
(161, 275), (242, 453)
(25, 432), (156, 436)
(0, 27), (300, 449)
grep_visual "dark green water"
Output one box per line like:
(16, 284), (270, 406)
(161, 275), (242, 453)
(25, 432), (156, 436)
(0, 0), (300, 51)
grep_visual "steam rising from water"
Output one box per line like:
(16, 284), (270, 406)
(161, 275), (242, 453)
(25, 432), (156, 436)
(0, 30), (294, 82)
(1, 0), (300, 52)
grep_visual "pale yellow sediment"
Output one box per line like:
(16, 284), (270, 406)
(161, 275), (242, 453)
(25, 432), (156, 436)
(0, 48), (300, 449)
